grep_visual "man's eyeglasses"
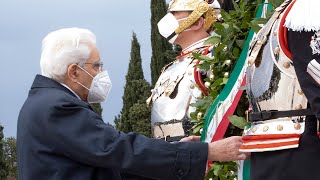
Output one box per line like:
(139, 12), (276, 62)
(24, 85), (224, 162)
(84, 62), (104, 72)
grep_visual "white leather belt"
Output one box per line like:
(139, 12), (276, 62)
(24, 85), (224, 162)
(152, 121), (185, 139)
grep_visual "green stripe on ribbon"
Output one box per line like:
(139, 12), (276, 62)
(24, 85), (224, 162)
(201, 4), (265, 142)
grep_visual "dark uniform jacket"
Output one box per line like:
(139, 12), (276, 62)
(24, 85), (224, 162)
(288, 31), (320, 121)
(251, 30), (320, 180)
(17, 75), (208, 180)
(250, 4), (320, 179)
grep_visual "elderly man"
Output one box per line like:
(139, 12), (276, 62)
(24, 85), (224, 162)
(17, 28), (246, 180)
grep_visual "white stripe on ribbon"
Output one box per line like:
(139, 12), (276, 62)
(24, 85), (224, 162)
(204, 61), (247, 142)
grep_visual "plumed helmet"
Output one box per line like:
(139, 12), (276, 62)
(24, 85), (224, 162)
(169, 0), (220, 12)
(168, 0), (221, 32)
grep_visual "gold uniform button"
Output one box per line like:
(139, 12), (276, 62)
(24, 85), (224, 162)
(273, 31), (278, 36)
(263, 126), (269, 132)
(248, 56), (255, 66)
(283, 62), (290, 69)
(274, 47), (280, 55)
(277, 125), (283, 131)
(251, 127), (257, 133)
(190, 84), (195, 89)
(294, 123), (301, 130)
(298, 89), (304, 95)
(295, 104), (302, 110)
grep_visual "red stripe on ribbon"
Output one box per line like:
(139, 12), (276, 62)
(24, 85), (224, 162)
(207, 76), (246, 167)
(210, 76), (247, 143)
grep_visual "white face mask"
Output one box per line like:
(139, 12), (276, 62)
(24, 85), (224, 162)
(77, 65), (112, 103)
(157, 13), (190, 44)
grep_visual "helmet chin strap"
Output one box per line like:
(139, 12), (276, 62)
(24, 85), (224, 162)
(175, 1), (209, 34)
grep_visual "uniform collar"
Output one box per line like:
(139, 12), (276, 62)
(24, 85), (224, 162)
(181, 37), (210, 54)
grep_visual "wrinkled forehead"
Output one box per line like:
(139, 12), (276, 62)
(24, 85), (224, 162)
(85, 45), (101, 63)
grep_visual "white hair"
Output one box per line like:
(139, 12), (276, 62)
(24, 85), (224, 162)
(40, 27), (96, 82)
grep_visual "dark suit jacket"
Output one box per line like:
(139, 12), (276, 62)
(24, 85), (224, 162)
(17, 75), (208, 180)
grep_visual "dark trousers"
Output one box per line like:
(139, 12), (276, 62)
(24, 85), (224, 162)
(250, 115), (320, 180)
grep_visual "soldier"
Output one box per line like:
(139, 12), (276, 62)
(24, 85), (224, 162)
(147, 0), (222, 141)
(240, 0), (320, 179)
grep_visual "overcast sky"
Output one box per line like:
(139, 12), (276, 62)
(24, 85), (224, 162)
(0, 0), (159, 137)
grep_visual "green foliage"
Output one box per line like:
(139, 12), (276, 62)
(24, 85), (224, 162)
(192, 0), (285, 178)
(164, 45), (182, 63)
(91, 103), (103, 116)
(249, 0), (284, 33)
(3, 137), (17, 179)
(117, 33), (146, 132)
(115, 33), (152, 137)
(114, 114), (121, 130)
(228, 115), (247, 129)
(150, 0), (175, 86)
(190, 0), (267, 179)
(129, 100), (152, 137)
(190, 96), (215, 136)
(0, 125), (8, 180)
(121, 79), (152, 134)
(192, 0), (260, 132)
(126, 32), (144, 82)
(205, 161), (238, 180)
(269, 0), (284, 10)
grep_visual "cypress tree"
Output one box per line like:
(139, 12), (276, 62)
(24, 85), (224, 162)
(150, 0), (175, 86)
(0, 125), (8, 179)
(122, 33), (145, 117)
(91, 103), (103, 116)
(126, 33), (144, 82)
(129, 102), (151, 137)
(127, 79), (152, 137)
(115, 32), (151, 136)
(3, 137), (17, 179)
(114, 114), (121, 130)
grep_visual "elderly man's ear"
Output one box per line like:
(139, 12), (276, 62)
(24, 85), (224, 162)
(67, 64), (80, 83)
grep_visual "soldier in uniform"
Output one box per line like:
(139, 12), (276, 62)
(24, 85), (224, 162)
(240, 0), (320, 179)
(147, 0), (223, 141)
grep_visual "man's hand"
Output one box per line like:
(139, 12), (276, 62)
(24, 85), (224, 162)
(207, 136), (249, 162)
(179, 136), (201, 142)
